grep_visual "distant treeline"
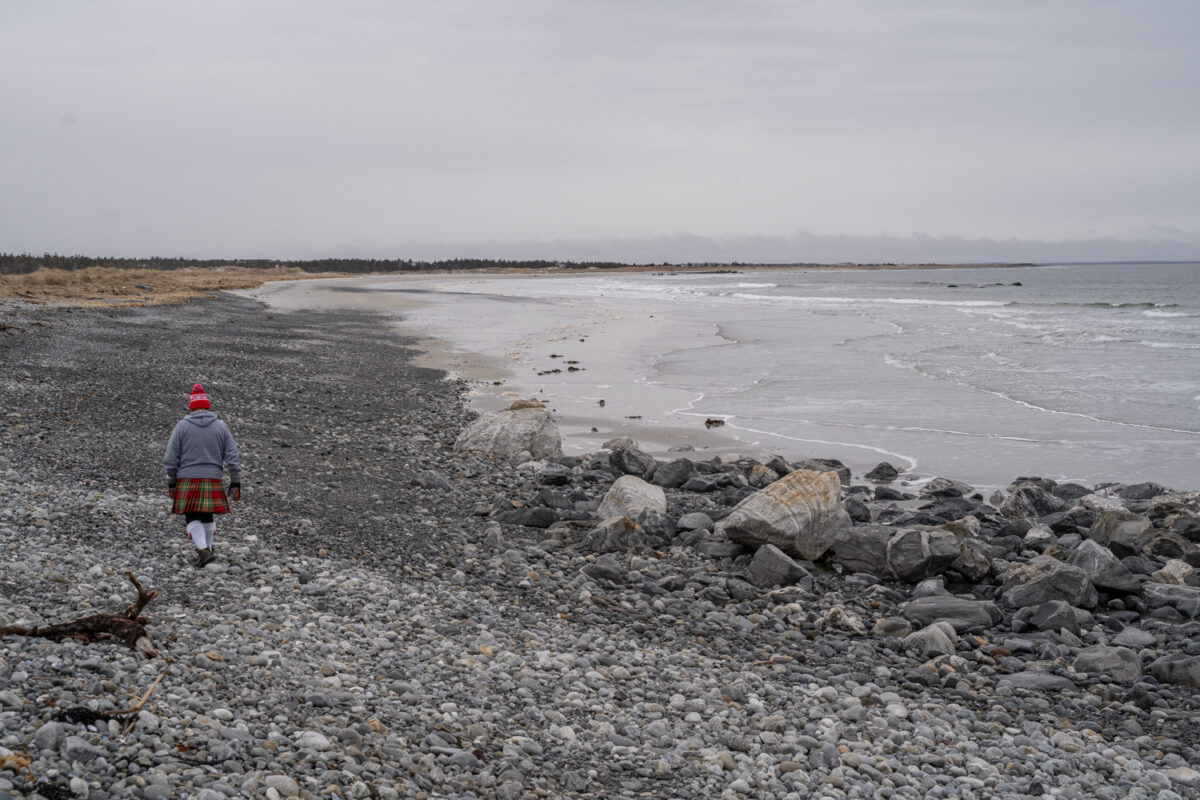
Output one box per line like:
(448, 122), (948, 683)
(0, 253), (649, 276)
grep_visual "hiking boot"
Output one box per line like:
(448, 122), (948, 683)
(194, 548), (213, 568)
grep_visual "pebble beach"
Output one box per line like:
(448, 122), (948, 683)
(2, 293), (1200, 800)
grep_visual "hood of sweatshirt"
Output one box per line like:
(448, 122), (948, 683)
(184, 410), (219, 428)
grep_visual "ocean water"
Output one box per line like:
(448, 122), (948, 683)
(267, 262), (1200, 490)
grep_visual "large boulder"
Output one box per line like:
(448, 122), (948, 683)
(832, 526), (962, 583)
(453, 399), (561, 460)
(1065, 539), (1142, 594)
(598, 475), (667, 520)
(1072, 645), (1141, 682)
(1000, 556), (1098, 609)
(901, 596), (1002, 633)
(717, 469), (851, 560)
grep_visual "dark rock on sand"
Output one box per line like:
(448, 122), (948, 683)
(864, 462), (900, 482)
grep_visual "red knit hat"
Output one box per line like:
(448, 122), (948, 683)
(189, 383), (210, 411)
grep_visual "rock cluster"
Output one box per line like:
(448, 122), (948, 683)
(1, 297), (1199, 799)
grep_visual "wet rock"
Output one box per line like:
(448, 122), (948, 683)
(865, 462), (900, 482)
(1118, 482), (1168, 501)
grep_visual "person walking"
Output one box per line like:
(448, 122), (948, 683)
(163, 383), (241, 567)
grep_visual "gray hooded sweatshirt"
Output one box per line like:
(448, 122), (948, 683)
(163, 410), (241, 480)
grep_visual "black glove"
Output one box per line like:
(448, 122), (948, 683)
(167, 478), (177, 496)
(229, 479), (241, 501)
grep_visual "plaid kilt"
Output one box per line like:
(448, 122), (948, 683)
(171, 478), (231, 515)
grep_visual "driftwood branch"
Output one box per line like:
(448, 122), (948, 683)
(0, 571), (159, 657)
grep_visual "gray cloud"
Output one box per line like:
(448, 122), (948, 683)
(1, 1), (1198, 260)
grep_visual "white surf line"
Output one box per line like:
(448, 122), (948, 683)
(719, 419), (920, 472)
(727, 414), (1050, 445)
(881, 336), (1200, 439)
(668, 392), (919, 472)
(969, 384), (1200, 438)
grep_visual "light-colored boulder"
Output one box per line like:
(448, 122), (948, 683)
(453, 399), (561, 460)
(717, 469), (851, 560)
(1152, 559), (1198, 586)
(598, 475), (666, 520)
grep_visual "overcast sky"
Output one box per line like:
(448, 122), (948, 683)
(2, 1), (1198, 263)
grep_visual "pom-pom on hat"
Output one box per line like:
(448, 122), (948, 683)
(189, 383), (210, 411)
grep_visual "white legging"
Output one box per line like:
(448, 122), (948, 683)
(187, 520), (216, 549)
